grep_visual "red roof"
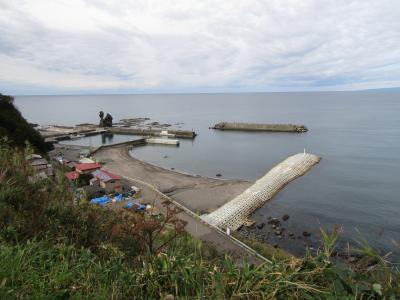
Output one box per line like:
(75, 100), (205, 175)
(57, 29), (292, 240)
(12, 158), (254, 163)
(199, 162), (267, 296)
(65, 171), (79, 181)
(75, 163), (102, 172)
(92, 169), (121, 182)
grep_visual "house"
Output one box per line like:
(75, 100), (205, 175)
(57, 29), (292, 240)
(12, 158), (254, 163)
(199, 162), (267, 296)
(78, 157), (95, 164)
(65, 171), (79, 182)
(75, 163), (102, 175)
(30, 158), (49, 171)
(27, 154), (54, 180)
(91, 169), (122, 193)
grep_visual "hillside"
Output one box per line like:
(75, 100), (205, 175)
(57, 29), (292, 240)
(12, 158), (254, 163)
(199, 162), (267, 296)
(0, 140), (399, 298)
(0, 93), (52, 153)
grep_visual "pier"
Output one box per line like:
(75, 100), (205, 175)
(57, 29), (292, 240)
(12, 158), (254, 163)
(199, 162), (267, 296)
(212, 122), (308, 132)
(109, 127), (197, 139)
(146, 138), (180, 146)
(45, 129), (107, 143)
(202, 153), (320, 231)
(41, 126), (196, 143)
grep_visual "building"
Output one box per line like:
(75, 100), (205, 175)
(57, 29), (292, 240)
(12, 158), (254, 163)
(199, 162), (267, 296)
(30, 158), (49, 172)
(65, 171), (79, 182)
(75, 163), (102, 175)
(27, 154), (54, 180)
(78, 157), (96, 164)
(91, 169), (122, 193)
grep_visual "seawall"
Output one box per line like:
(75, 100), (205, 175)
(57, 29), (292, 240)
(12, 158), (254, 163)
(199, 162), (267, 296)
(202, 153), (320, 231)
(109, 127), (197, 139)
(212, 122), (308, 132)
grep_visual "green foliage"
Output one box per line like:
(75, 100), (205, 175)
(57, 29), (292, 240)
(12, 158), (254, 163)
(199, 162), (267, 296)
(319, 225), (341, 258)
(0, 93), (52, 153)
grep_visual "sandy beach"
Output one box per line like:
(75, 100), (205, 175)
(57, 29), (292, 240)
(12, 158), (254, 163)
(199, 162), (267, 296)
(93, 145), (252, 213)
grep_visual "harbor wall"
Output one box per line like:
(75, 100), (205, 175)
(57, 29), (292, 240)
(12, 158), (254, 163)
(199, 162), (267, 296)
(212, 122), (308, 132)
(146, 138), (180, 146)
(109, 127), (197, 138)
(202, 153), (320, 231)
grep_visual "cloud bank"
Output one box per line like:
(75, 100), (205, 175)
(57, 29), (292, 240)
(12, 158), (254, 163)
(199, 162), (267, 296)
(1, 0), (400, 94)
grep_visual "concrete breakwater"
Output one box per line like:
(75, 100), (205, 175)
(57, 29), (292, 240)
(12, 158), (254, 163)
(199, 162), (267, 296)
(109, 127), (197, 139)
(146, 138), (180, 146)
(41, 125), (196, 143)
(202, 153), (320, 231)
(212, 122), (308, 132)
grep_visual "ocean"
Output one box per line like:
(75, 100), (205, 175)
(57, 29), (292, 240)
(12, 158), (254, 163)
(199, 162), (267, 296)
(14, 92), (400, 258)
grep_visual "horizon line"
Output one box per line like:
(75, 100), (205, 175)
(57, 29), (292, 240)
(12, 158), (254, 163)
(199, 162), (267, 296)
(9, 86), (400, 97)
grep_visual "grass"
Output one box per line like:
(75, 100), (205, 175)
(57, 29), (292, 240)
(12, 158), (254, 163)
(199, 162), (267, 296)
(233, 233), (292, 261)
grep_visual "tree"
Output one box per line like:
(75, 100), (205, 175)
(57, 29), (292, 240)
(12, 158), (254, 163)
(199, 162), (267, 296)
(130, 200), (187, 255)
(0, 93), (53, 153)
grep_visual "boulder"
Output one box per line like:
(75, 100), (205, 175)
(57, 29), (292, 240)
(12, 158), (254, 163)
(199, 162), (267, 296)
(256, 222), (265, 229)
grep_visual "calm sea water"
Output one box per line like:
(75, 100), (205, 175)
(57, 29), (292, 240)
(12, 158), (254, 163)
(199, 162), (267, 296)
(15, 92), (400, 257)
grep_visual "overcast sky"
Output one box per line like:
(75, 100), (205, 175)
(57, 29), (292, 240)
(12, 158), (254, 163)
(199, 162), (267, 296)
(1, 0), (400, 95)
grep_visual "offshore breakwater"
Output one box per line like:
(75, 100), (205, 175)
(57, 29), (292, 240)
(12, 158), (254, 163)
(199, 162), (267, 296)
(203, 153), (320, 231)
(212, 122), (308, 132)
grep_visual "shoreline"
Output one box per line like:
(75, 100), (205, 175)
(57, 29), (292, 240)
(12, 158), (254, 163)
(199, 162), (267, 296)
(93, 145), (252, 213)
(91, 144), (324, 258)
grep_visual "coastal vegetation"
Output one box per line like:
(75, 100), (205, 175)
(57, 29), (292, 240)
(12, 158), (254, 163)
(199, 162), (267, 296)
(0, 140), (399, 299)
(0, 94), (52, 153)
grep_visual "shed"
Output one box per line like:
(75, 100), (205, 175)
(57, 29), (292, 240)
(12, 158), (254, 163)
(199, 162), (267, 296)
(92, 169), (122, 193)
(65, 171), (79, 181)
(75, 163), (102, 174)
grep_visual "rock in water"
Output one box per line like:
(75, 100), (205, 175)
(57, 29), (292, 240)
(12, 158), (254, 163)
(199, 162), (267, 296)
(282, 214), (290, 221)
(103, 113), (113, 127)
(267, 218), (281, 226)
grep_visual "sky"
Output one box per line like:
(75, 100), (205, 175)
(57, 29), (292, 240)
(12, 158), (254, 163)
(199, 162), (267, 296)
(0, 0), (400, 95)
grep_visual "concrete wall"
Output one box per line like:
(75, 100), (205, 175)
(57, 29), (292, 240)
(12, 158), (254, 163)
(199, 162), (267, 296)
(213, 122), (308, 132)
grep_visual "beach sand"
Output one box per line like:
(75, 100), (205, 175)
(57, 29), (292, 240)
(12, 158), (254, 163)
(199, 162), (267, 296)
(93, 146), (252, 213)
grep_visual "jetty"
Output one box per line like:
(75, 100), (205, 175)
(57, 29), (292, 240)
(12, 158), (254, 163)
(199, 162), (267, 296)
(109, 127), (197, 139)
(212, 122), (308, 133)
(40, 125), (196, 143)
(202, 153), (320, 231)
(146, 138), (180, 146)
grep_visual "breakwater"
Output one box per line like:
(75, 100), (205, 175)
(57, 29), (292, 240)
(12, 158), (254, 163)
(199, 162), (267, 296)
(202, 153), (320, 231)
(212, 122), (308, 132)
(146, 138), (180, 146)
(109, 127), (197, 139)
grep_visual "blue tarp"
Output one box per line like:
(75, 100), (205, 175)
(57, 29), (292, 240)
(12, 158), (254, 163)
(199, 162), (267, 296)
(125, 201), (136, 209)
(90, 196), (110, 206)
(125, 201), (145, 210)
(114, 194), (124, 202)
